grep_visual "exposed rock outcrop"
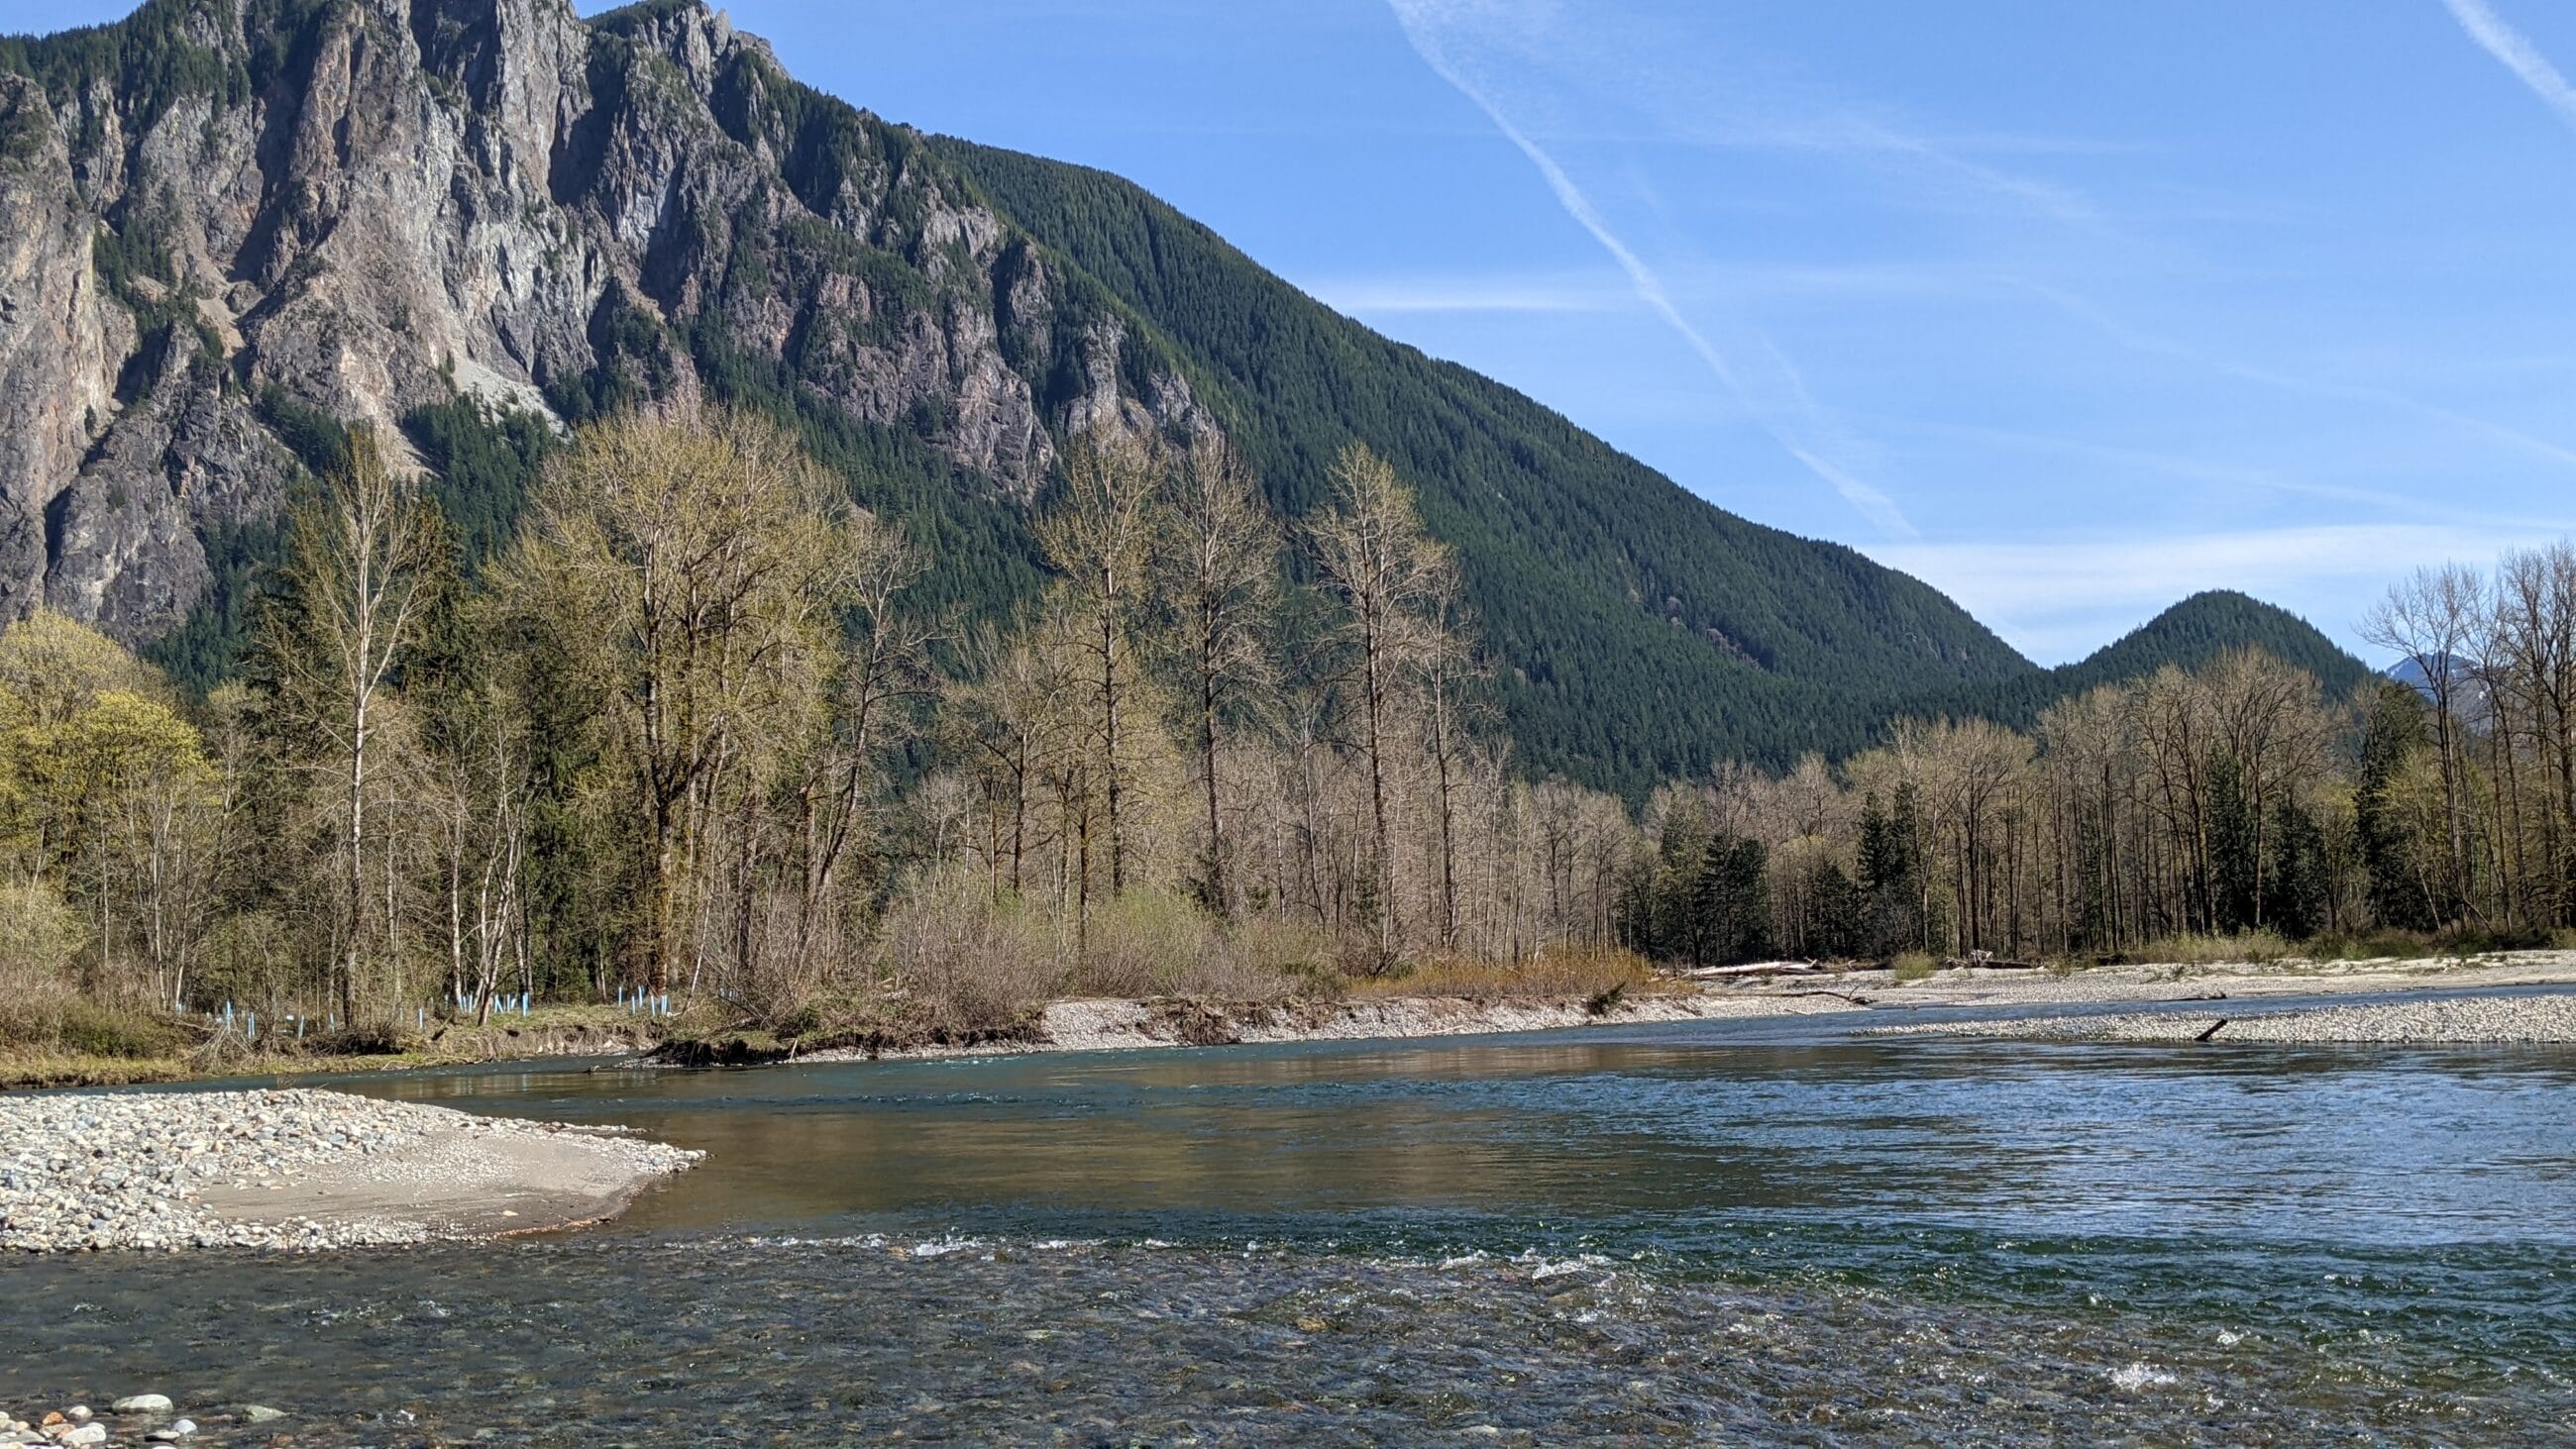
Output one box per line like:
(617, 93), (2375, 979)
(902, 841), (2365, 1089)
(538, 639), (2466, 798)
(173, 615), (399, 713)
(0, 0), (1210, 643)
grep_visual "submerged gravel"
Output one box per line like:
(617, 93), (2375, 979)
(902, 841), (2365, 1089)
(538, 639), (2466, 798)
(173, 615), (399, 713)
(0, 1088), (698, 1254)
(1870, 990), (2576, 1044)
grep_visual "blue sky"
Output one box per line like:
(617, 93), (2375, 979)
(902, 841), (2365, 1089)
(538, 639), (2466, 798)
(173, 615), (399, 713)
(45, 1), (2576, 663)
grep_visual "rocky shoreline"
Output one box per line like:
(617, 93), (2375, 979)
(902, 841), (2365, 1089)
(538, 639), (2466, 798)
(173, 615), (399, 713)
(0, 1396), (247, 1446)
(801, 990), (1858, 1064)
(0, 1088), (698, 1254)
(791, 953), (2576, 1065)
(1865, 990), (2576, 1044)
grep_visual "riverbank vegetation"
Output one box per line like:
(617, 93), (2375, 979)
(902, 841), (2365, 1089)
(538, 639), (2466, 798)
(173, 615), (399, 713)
(1, 402), (2570, 1080)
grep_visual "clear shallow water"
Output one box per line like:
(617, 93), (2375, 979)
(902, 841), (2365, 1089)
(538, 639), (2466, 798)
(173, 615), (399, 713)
(7, 1015), (2575, 1443)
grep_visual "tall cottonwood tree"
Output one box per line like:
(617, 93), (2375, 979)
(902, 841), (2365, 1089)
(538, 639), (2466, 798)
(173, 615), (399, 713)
(787, 516), (933, 973)
(2363, 565), (2485, 925)
(267, 428), (445, 1019)
(1039, 437), (1160, 900)
(949, 622), (1065, 901)
(497, 406), (858, 991)
(1153, 437), (1281, 917)
(1309, 444), (1457, 957)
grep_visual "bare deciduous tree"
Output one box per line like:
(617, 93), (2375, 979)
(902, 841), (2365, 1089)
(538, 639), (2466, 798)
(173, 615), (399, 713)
(268, 428), (445, 1019)
(1308, 444), (1455, 959)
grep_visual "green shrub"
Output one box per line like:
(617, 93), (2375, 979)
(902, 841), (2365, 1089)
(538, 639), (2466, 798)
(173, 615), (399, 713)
(2122, 930), (2292, 967)
(1890, 952), (1939, 983)
(53, 999), (187, 1059)
(0, 879), (87, 1046)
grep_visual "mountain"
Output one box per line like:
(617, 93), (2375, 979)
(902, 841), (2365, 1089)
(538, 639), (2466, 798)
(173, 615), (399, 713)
(0, 0), (2344, 794)
(2386, 653), (2491, 727)
(1884, 591), (2373, 731)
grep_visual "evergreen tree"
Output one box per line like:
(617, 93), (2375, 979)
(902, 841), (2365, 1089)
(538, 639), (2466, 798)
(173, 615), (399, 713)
(1858, 783), (1925, 956)
(2206, 750), (2258, 932)
(1692, 834), (1771, 965)
(2357, 681), (2440, 931)
(1809, 857), (1862, 960)
(2267, 799), (2329, 940)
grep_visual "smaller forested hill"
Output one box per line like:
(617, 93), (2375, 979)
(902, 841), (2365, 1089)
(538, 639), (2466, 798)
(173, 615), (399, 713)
(1881, 591), (2372, 732)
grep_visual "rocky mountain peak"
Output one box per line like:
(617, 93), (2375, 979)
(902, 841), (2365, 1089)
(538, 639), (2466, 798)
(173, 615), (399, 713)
(0, 0), (1207, 645)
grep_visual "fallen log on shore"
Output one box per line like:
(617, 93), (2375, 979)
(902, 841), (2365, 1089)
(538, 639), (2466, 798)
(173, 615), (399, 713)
(1680, 961), (1824, 980)
(1942, 956), (2047, 972)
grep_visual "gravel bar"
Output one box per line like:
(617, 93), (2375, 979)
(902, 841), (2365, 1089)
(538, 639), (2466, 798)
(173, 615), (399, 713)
(1868, 991), (2576, 1044)
(1, 1087), (699, 1254)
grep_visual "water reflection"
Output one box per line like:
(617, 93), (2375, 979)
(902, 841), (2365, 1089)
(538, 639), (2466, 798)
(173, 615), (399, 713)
(316, 1024), (2576, 1251)
(9, 1019), (2574, 1441)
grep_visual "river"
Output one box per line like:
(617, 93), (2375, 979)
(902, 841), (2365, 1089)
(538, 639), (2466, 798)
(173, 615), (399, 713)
(6, 1006), (2573, 1442)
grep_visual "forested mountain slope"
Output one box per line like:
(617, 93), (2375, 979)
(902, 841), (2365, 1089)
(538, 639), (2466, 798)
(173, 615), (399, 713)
(923, 140), (2034, 785)
(0, 0), (2344, 793)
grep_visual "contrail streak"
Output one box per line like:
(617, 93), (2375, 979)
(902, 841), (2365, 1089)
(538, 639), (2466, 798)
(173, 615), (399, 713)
(1385, 0), (1917, 538)
(2440, 0), (2576, 132)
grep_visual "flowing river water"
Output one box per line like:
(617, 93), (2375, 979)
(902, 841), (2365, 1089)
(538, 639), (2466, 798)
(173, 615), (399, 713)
(6, 1003), (2574, 1443)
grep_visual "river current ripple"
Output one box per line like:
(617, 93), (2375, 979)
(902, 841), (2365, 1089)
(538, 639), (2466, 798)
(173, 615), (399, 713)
(5, 1015), (2572, 1443)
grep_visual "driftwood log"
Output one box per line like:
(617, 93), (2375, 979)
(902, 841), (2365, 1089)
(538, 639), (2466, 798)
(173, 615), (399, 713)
(1941, 956), (2047, 971)
(1681, 961), (1824, 980)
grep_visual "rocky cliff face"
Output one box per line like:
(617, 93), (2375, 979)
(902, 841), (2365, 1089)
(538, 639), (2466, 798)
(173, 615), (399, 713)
(0, 0), (1206, 643)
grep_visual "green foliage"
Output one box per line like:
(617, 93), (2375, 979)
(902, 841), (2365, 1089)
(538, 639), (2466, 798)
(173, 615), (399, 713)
(1623, 803), (1771, 966)
(0, 80), (49, 165)
(2357, 679), (2441, 931)
(87, 197), (225, 402)
(2269, 800), (2330, 940)
(1857, 784), (1927, 957)
(2207, 750), (2257, 932)
(547, 278), (677, 425)
(254, 384), (349, 475)
(1891, 591), (2373, 735)
(681, 307), (1054, 626)
(401, 396), (556, 569)
(0, 0), (347, 160)
(0, 2), (236, 145)
(52, 997), (188, 1059)
(1694, 836), (1772, 965)
(142, 514), (287, 694)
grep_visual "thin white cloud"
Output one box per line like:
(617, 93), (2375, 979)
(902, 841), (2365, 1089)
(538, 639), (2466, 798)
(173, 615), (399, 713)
(1896, 415), (2576, 529)
(1386, 0), (1917, 538)
(1868, 523), (2565, 661)
(2026, 283), (2576, 474)
(1316, 260), (1991, 318)
(1302, 272), (1628, 315)
(2441, 0), (2576, 131)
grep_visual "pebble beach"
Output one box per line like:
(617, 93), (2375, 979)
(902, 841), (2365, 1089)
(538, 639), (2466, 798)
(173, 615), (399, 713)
(0, 1088), (698, 1255)
(1866, 989), (2576, 1044)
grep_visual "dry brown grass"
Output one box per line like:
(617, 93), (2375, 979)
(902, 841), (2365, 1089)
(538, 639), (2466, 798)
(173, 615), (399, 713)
(871, 874), (1333, 1033)
(1341, 947), (1664, 1002)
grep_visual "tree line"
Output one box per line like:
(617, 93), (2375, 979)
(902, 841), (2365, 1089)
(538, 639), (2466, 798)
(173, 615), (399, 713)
(0, 403), (2559, 1049)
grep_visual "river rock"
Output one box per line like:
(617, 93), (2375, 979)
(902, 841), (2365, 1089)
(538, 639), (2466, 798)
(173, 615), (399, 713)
(1, 1088), (698, 1254)
(240, 1405), (285, 1423)
(112, 1395), (171, 1414)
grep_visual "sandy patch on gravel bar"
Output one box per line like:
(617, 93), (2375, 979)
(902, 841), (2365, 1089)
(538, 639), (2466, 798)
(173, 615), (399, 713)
(1, 1087), (699, 1253)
